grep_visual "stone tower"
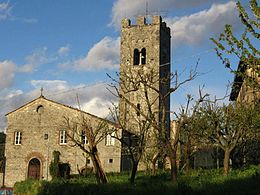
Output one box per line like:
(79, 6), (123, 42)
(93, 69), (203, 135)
(119, 16), (171, 136)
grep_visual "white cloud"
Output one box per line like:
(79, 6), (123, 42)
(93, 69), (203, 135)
(29, 80), (117, 117)
(3, 90), (23, 100)
(25, 47), (50, 66)
(0, 89), (25, 131)
(58, 45), (70, 56)
(81, 97), (112, 118)
(74, 36), (120, 71)
(0, 2), (11, 21)
(110, 1), (240, 48)
(0, 47), (56, 91)
(31, 80), (68, 91)
(17, 63), (35, 73)
(0, 80), (117, 130)
(0, 1), (37, 23)
(167, 1), (239, 48)
(110, 0), (228, 29)
(18, 47), (56, 73)
(0, 60), (16, 89)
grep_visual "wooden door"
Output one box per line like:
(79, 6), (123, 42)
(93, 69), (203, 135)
(28, 158), (40, 179)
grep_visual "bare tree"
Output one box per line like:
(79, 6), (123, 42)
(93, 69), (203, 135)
(174, 90), (210, 171)
(109, 104), (152, 183)
(62, 112), (114, 184)
(108, 62), (199, 183)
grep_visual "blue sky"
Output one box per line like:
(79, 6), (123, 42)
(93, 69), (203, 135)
(0, 0), (250, 130)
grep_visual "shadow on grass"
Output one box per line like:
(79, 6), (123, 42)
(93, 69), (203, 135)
(34, 175), (260, 195)
(195, 174), (260, 195)
(14, 166), (260, 195)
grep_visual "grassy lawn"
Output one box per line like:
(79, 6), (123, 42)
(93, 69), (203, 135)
(14, 165), (260, 195)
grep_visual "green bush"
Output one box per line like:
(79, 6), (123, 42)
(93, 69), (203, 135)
(49, 150), (71, 179)
(14, 179), (42, 195)
(49, 151), (61, 179)
(59, 163), (71, 179)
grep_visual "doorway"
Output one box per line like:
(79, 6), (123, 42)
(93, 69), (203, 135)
(28, 158), (41, 179)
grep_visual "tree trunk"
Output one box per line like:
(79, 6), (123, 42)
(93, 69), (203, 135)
(130, 161), (138, 184)
(185, 138), (192, 172)
(223, 148), (231, 176)
(166, 142), (177, 183)
(90, 146), (108, 184)
(151, 151), (160, 175)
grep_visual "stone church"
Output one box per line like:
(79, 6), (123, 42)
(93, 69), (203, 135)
(4, 95), (121, 186)
(4, 15), (171, 186)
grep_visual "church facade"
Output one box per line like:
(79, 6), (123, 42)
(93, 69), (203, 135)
(4, 96), (121, 187)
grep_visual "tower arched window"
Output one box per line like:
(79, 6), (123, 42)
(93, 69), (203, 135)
(133, 49), (139, 65)
(141, 48), (146, 65)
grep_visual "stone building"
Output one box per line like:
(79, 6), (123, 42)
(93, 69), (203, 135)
(119, 16), (171, 168)
(119, 15), (171, 132)
(230, 60), (260, 102)
(4, 95), (121, 187)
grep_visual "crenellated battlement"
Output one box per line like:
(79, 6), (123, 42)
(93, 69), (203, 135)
(121, 15), (164, 28)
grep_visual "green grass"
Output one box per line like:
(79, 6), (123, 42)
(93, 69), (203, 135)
(14, 165), (260, 195)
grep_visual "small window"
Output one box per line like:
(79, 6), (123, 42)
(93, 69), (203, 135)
(59, 130), (67, 145)
(109, 159), (113, 163)
(81, 131), (88, 145)
(137, 103), (141, 116)
(87, 159), (90, 164)
(106, 132), (115, 146)
(133, 49), (140, 65)
(36, 105), (44, 114)
(14, 131), (22, 145)
(141, 48), (146, 65)
(44, 133), (48, 140)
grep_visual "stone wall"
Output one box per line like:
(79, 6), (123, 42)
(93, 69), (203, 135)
(5, 97), (121, 187)
(119, 16), (171, 170)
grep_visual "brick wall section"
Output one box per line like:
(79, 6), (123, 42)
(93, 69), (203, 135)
(5, 96), (121, 187)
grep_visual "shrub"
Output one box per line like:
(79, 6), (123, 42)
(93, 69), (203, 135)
(59, 163), (71, 179)
(49, 150), (71, 179)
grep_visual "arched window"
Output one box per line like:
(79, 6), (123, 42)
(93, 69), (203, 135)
(141, 48), (146, 65)
(36, 105), (44, 114)
(133, 49), (139, 65)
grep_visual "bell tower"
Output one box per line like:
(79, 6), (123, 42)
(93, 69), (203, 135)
(119, 15), (171, 135)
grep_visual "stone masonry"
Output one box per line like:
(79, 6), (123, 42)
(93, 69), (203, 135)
(119, 16), (171, 169)
(4, 96), (121, 187)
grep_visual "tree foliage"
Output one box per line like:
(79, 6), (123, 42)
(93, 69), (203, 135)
(192, 102), (258, 175)
(211, 0), (260, 102)
(211, 0), (259, 71)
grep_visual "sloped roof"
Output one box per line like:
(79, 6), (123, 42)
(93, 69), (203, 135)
(230, 58), (260, 101)
(230, 61), (246, 101)
(5, 95), (116, 126)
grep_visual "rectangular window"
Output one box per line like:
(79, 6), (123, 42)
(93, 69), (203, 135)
(81, 131), (88, 145)
(14, 131), (22, 145)
(59, 130), (67, 145)
(137, 103), (141, 116)
(106, 132), (115, 146)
